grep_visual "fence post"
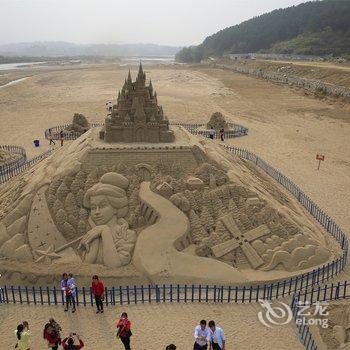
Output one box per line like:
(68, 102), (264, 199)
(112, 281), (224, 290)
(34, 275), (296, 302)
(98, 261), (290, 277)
(126, 286), (130, 304)
(82, 287), (86, 306)
(47, 286), (50, 306)
(121, 286), (124, 305)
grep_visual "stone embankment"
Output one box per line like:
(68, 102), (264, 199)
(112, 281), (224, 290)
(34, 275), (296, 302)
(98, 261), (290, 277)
(211, 63), (350, 101)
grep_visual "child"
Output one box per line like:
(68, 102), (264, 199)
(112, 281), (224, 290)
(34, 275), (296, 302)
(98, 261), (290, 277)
(116, 312), (132, 350)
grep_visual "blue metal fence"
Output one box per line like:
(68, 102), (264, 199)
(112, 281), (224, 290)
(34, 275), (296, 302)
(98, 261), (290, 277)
(290, 295), (318, 350)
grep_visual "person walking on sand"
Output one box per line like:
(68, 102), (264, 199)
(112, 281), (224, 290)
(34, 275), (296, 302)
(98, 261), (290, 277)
(60, 130), (64, 147)
(219, 128), (224, 142)
(194, 320), (210, 350)
(14, 323), (31, 350)
(48, 129), (56, 146)
(92, 275), (105, 313)
(43, 323), (61, 350)
(62, 333), (84, 349)
(208, 320), (225, 350)
(116, 312), (132, 350)
(209, 127), (215, 140)
(61, 273), (76, 313)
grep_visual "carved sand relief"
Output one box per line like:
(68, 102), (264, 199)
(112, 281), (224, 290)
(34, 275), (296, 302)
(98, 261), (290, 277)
(151, 158), (333, 273)
(0, 67), (338, 285)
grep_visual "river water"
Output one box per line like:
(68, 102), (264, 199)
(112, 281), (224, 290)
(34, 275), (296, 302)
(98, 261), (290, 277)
(0, 61), (45, 71)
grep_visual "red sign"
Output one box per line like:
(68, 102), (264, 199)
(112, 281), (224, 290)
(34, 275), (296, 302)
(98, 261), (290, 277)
(316, 154), (325, 161)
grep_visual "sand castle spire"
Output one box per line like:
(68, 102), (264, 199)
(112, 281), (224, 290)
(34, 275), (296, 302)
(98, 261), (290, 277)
(149, 79), (153, 97)
(127, 69), (132, 84)
(137, 61), (146, 86)
(138, 61), (144, 76)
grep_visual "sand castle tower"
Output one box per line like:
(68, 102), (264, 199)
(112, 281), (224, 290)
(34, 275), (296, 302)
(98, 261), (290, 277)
(100, 62), (175, 143)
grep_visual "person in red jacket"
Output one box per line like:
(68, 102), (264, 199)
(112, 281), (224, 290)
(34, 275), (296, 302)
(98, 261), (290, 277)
(43, 323), (61, 350)
(62, 333), (84, 349)
(91, 275), (105, 314)
(116, 312), (132, 350)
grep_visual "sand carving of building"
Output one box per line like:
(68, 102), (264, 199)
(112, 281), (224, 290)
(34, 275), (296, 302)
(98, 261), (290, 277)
(0, 68), (341, 286)
(100, 63), (175, 143)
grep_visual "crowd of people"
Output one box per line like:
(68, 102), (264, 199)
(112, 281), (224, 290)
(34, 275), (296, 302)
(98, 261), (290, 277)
(14, 317), (225, 350)
(13, 274), (226, 349)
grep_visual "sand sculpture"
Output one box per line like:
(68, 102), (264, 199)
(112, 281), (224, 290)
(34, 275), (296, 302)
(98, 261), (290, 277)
(78, 172), (136, 268)
(206, 112), (228, 130)
(100, 62), (175, 143)
(66, 113), (90, 133)
(0, 68), (340, 285)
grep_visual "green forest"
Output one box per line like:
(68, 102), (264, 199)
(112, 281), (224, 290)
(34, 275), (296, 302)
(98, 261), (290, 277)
(176, 0), (350, 62)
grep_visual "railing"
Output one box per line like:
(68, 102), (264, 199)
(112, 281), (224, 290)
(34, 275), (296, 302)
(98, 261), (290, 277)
(290, 295), (318, 350)
(44, 122), (104, 140)
(171, 122), (248, 139)
(44, 122), (248, 140)
(0, 145), (27, 176)
(297, 280), (350, 304)
(0, 149), (54, 185)
(286, 281), (350, 350)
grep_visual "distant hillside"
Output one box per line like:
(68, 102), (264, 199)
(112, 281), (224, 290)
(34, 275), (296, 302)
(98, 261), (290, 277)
(0, 41), (181, 58)
(176, 0), (350, 62)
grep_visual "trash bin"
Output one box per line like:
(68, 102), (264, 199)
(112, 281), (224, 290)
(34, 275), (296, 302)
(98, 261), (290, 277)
(34, 139), (40, 147)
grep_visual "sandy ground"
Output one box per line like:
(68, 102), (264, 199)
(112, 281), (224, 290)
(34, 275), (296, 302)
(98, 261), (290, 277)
(0, 63), (349, 349)
(262, 59), (350, 72)
(0, 301), (304, 350)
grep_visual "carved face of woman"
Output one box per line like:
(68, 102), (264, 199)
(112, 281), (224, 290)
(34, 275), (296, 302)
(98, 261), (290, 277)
(90, 195), (116, 225)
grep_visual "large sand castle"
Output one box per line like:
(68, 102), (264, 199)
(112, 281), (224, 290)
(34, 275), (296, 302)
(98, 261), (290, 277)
(0, 67), (340, 287)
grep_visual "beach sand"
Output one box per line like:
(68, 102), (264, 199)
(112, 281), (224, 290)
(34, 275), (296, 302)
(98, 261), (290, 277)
(0, 301), (304, 350)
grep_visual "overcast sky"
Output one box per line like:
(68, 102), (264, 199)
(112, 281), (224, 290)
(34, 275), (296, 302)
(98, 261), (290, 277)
(0, 0), (310, 46)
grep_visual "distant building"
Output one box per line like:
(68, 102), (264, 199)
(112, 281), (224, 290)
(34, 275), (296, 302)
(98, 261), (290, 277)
(100, 63), (175, 143)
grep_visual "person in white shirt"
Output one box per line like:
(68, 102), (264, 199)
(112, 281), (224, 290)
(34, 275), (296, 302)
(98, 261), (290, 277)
(208, 320), (226, 350)
(194, 320), (211, 350)
(209, 127), (215, 140)
(106, 101), (113, 114)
